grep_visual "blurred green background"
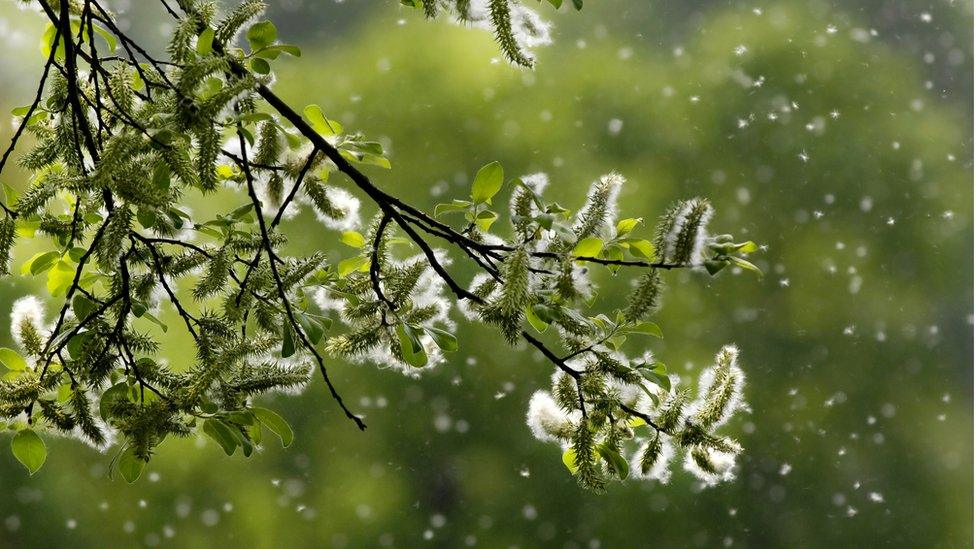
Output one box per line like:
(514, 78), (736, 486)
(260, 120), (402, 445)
(0, 0), (972, 547)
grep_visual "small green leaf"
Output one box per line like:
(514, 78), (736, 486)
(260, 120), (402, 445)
(46, 260), (75, 297)
(246, 21), (277, 51)
(251, 407), (294, 448)
(196, 27), (215, 55)
(597, 444), (629, 479)
(100, 381), (131, 420)
(615, 217), (642, 235)
(0, 348), (28, 371)
(704, 259), (728, 275)
(296, 312), (324, 345)
(91, 24), (117, 52)
(424, 326), (458, 352)
(730, 256), (763, 278)
(338, 256), (369, 277)
(470, 161), (504, 204)
(23, 250), (59, 276)
(733, 241), (759, 254)
(250, 57), (271, 75)
(562, 447), (579, 474)
(639, 368), (671, 392)
(622, 238), (656, 260)
(11, 429), (46, 475)
(434, 200), (471, 217)
(396, 323), (428, 367)
(524, 305), (549, 333)
(203, 419), (239, 456)
(303, 104), (342, 137)
(117, 447), (145, 483)
(340, 231), (365, 248)
(281, 324), (296, 358)
(141, 311), (168, 333)
(627, 416), (646, 428)
(572, 237), (604, 258)
(628, 321), (663, 338)
(474, 209), (498, 232)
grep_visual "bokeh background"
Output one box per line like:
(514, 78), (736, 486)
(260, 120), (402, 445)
(0, 0), (972, 547)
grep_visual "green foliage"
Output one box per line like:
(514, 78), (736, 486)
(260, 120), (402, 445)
(11, 428), (46, 475)
(0, 0), (759, 489)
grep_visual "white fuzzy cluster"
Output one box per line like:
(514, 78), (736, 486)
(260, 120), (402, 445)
(453, 0), (552, 65)
(309, 185), (361, 232)
(509, 171), (549, 215)
(683, 445), (739, 486)
(688, 344), (746, 428)
(321, 251), (452, 377)
(661, 199), (714, 266)
(525, 343), (746, 488)
(254, 172), (300, 220)
(631, 437), (676, 484)
(10, 295), (46, 352)
(575, 172), (624, 236)
(525, 390), (576, 443)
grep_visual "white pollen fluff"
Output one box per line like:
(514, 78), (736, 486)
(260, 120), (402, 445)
(10, 295), (46, 351)
(460, 0), (552, 65)
(312, 186), (361, 231)
(631, 437), (676, 484)
(683, 445), (738, 486)
(526, 391), (573, 442)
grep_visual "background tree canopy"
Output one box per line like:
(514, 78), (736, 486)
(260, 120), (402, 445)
(0, 0), (971, 547)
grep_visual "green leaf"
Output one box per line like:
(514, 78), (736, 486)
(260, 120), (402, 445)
(72, 294), (96, 322)
(474, 209), (498, 232)
(733, 241), (759, 254)
(141, 312), (168, 333)
(572, 237), (604, 258)
(622, 238), (656, 260)
(246, 21), (277, 51)
(628, 321), (663, 338)
(434, 200), (472, 217)
(11, 429), (46, 475)
(704, 259), (728, 275)
(730, 256), (763, 278)
(281, 323), (296, 358)
(255, 44), (302, 59)
(196, 27), (215, 55)
(46, 260), (75, 297)
(424, 326), (458, 352)
(296, 312), (324, 345)
(91, 24), (117, 52)
(615, 217), (642, 235)
(303, 104), (342, 137)
(639, 366), (671, 392)
(100, 381), (131, 420)
(250, 57), (271, 75)
(470, 161), (504, 204)
(340, 231), (365, 248)
(251, 407), (294, 447)
(66, 331), (92, 359)
(524, 305), (549, 333)
(203, 419), (239, 456)
(0, 348), (28, 371)
(337, 256), (369, 277)
(23, 250), (59, 275)
(597, 444), (629, 479)
(396, 323), (428, 367)
(562, 447), (579, 474)
(117, 447), (145, 483)
(627, 416), (647, 428)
